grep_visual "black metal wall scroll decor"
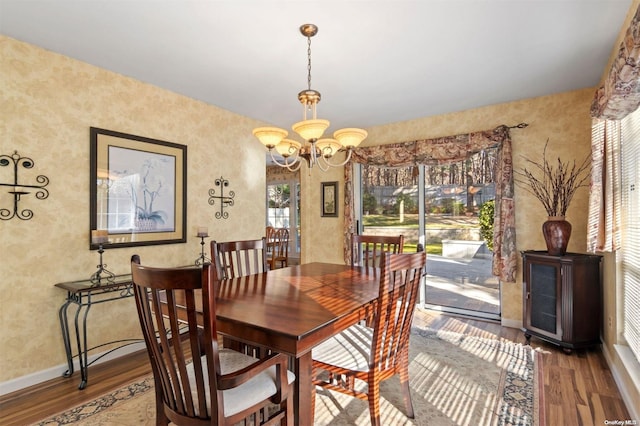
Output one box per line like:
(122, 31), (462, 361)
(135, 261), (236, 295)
(208, 176), (235, 219)
(0, 151), (50, 220)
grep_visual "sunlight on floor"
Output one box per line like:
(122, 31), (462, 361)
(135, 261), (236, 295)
(411, 351), (497, 426)
(314, 322), (535, 426)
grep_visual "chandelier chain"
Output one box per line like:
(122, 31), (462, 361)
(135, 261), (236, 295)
(307, 35), (312, 91)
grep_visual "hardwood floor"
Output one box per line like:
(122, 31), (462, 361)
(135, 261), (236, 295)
(0, 309), (630, 425)
(413, 310), (632, 425)
(0, 349), (152, 426)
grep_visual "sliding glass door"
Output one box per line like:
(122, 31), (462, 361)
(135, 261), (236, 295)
(357, 151), (500, 320)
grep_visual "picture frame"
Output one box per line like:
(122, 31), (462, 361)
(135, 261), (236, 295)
(321, 181), (339, 217)
(89, 127), (187, 249)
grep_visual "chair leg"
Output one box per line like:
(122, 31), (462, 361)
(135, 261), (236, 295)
(367, 379), (382, 426)
(285, 391), (294, 425)
(310, 381), (316, 423)
(155, 390), (169, 426)
(399, 360), (415, 419)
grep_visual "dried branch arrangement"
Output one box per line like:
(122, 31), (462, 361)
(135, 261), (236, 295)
(515, 140), (591, 217)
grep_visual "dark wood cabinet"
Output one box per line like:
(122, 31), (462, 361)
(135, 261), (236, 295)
(522, 250), (602, 353)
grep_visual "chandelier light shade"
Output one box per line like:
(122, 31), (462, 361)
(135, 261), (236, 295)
(253, 127), (289, 149)
(316, 139), (343, 157)
(292, 119), (330, 142)
(334, 128), (369, 148)
(275, 139), (302, 157)
(253, 23), (367, 171)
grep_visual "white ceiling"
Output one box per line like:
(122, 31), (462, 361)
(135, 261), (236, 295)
(0, 1), (633, 132)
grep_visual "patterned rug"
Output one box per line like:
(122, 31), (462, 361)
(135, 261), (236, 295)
(33, 328), (542, 426)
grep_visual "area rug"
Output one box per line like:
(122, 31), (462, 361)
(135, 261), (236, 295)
(33, 328), (542, 426)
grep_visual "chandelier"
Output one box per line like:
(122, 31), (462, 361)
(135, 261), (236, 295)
(253, 24), (368, 172)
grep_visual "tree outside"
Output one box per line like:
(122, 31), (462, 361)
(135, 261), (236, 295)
(361, 148), (497, 254)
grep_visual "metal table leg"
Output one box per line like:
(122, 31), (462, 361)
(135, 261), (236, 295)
(58, 297), (74, 378)
(73, 298), (92, 390)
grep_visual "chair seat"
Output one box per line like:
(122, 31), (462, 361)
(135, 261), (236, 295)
(312, 324), (373, 372)
(187, 348), (296, 417)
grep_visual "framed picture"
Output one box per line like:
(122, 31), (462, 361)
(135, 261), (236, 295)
(89, 127), (187, 249)
(321, 181), (339, 217)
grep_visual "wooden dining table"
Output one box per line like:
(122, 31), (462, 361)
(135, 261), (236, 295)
(184, 262), (380, 424)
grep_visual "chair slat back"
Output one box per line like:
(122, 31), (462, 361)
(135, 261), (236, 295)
(269, 228), (290, 269)
(265, 226), (275, 255)
(130, 255), (221, 423)
(351, 233), (404, 268)
(265, 226), (276, 242)
(212, 238), (268, 279)
(372, 251), (426, 373)
(211, 239), (270, 357)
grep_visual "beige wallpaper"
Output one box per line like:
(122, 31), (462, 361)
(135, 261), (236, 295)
(299, 161), (346, 265)
(0, 35), (267, 382)
(0, 34), (598, 390)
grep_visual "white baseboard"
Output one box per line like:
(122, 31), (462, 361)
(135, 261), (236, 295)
(601, 343), (640, 421)
(0, 342), (146, 397)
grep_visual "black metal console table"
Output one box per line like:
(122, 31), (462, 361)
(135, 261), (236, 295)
(55, 274), (141, 389)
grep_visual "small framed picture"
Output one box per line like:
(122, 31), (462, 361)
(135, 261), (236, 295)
(321, 181), (338, 217)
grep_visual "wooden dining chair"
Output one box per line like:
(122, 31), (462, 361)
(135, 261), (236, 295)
(351, 233), (405, 326)
(351, 233), (404, 268)
(212, 237), (268, 280)
(267, 228), (289, 270)
(265, 226), (275, 260)
(211, 238), (270, 357)
(130, 255), (294, 426)
(311, 251), (427, 426)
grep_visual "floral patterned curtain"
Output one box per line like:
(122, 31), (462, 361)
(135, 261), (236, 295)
(343, 125), (519, 282)
(590, 5), (640, 120)
(588, 4), (639, 252)
(587, 120), (622, 252)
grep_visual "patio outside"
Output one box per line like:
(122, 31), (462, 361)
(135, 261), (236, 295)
(364, 213), (500, 319)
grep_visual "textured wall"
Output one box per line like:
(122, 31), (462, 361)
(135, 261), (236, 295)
(299, 161), (346, 265)
(0, 35), (267, 382)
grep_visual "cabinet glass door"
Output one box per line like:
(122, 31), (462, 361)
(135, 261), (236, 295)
(529, 263), (558, 335)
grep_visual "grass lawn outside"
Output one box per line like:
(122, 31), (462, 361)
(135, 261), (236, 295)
(404, 242), (442, 255)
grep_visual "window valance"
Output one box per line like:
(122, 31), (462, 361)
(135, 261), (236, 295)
(349, 125), (512, 167)
(591, 5), (640, 120)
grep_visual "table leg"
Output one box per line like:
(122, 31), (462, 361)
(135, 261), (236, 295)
(294, 351), (313, 424)
(73, 302), (92, 390)
(58, 299), (74, 377)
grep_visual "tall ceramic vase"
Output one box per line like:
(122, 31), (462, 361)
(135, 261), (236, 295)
(542, 216), (572, 256)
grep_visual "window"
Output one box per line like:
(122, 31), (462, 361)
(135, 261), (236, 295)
(620, 110), (640, 363)
(266, 181), (300, 257)
(356, 151), (501, 320)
